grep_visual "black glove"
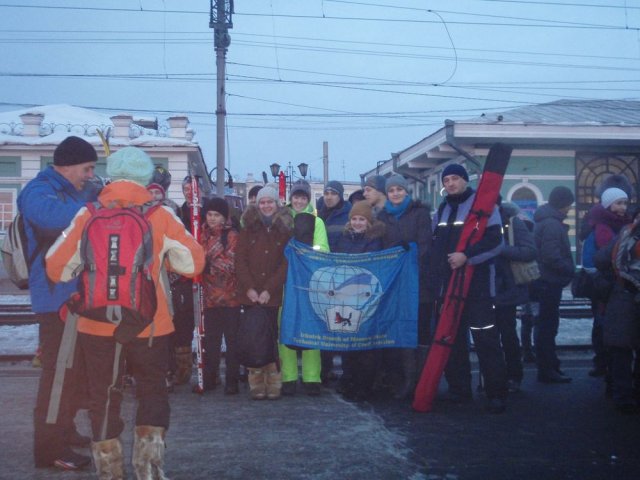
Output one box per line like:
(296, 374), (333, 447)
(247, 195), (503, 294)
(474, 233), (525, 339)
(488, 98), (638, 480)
(294, 213), (315, 246)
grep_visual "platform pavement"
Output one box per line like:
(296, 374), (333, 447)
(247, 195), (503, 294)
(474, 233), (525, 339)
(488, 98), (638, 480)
(1, 351), (639, 480)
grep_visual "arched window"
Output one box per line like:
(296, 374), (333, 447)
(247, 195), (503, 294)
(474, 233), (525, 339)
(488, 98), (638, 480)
(509, 185), (539, 221)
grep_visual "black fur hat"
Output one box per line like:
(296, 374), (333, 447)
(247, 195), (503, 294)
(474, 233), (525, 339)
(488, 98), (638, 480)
(594, 174), (634, 199)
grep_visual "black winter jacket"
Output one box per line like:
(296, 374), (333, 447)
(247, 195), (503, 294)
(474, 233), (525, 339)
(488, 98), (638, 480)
(378, 200), (432, 302)
(427, 188), (503, 302)
(533, 204), (575, 287)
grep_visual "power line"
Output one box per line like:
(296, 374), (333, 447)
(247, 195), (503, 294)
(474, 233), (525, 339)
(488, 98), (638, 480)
(0, 3), (636, 31)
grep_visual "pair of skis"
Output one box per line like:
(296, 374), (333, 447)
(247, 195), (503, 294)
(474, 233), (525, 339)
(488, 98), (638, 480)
(190, 175), (207, 394)
(412, 142), (512, 413)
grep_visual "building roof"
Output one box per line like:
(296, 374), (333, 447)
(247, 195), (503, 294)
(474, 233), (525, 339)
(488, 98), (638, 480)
(0, 104), (196, 148)
(364, 99), (640, 179)
(466, 99), (640, 126)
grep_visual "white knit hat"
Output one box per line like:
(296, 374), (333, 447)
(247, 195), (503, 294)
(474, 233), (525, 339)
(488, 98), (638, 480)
(255, 185), (280, 206)
(600, 187), (628, 209)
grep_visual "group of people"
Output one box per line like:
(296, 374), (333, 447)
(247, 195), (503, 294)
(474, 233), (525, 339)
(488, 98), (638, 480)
(20, 135), (640, 479)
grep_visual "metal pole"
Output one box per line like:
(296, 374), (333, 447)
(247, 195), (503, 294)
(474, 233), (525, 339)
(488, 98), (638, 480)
(211, 1), (233, 196)
(323, 141), (329, 185)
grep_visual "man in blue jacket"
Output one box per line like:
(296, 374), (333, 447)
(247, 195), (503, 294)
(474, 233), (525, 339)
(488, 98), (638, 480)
(18, 136), (98, 470)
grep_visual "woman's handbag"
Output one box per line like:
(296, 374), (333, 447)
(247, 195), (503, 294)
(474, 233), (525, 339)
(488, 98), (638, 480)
(508, 217), (541, 285)
(236, 305), (278, 368)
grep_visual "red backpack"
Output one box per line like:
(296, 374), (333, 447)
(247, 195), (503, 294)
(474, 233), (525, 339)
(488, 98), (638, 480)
(69, 201), (159, 343)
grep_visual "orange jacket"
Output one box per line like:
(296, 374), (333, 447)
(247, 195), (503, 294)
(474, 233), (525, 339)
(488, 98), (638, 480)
(46, 180), (205, 338)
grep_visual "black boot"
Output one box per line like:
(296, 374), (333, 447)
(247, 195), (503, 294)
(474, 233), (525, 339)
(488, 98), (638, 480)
(393, 349), (417, 400)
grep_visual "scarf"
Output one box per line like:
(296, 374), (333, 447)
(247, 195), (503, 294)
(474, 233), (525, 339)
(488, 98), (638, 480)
(384, 195), (411, 220)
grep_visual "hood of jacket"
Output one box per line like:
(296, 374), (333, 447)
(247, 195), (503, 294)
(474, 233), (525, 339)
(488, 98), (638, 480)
(241, 204), (293, 233)
(343, 218), (386, 240)
(98, 180), (153, 207)
(534, 203), (566, 223)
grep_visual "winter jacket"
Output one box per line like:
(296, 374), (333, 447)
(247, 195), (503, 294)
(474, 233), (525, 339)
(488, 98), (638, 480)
(602, 221), (640, 348)
(334, 220), (386, 254)
(45, 180), (205, 338)
(288, 203), (329, 252)
(318, 200), (351, 251)
(17, 166), (97, 313)
(378, 199), (432, 302)
(495, 204), (537, 306)
(533, 203), (575, 287)
(235, 205), (293, 307)
(427, 188), (503, 301)
(200, 223), (240, 308)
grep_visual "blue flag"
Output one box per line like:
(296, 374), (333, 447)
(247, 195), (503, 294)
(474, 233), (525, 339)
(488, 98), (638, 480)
(281, 239), (418, 351)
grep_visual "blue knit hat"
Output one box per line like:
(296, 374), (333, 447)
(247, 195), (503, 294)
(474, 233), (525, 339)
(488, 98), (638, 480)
(441, 164), (469, 183)
(107, 147), (154, 186)
(324, 180), (344, 198)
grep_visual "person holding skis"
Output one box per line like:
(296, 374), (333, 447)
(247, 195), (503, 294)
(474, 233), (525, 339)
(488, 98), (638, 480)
(199, 196), (242, 394)
(426, 164), (508, 413)
(280, 180), (329, 396)
(168, 176), (205, 386)
(46, 146), (205, 479)
(532, 186), (576, 384)
(20, 136), (98, 471)
(235, 185), (293, 400)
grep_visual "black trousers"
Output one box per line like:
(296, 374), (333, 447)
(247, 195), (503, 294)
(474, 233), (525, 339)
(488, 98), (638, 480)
(33, 312), (86, 465)
(78, 333), (170, 441)
(495, 304), (523, 382)
(169, 280), (195, 373)
(203, 306), (240, 387)
(533, 280), (563, 374)
(444, 299), (508, 400)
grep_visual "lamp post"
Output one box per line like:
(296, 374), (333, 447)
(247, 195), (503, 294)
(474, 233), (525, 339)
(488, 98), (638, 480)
(268, 162), (311, 198)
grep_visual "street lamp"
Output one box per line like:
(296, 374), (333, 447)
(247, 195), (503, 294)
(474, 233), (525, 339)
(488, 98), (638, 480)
(268, 162), (311, 196)
(297, 162), (308, 179)
(269, 163), (281, 181)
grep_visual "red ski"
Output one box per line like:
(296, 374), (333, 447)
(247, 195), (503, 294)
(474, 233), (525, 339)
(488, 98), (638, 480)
(190, 175), (207, 394)
(412, 143), (512, 413)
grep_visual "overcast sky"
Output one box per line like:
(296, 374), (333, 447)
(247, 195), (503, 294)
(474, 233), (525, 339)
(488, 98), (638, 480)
(0, 0), (639, 182)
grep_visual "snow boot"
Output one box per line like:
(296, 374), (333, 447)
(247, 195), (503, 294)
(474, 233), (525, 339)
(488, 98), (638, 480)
(91, 438), (125, 480)
(173, 346), (192, 385)
(132, 426), (168, 480)
(248, 368), (267, 400)
(265, 362), (282, 400)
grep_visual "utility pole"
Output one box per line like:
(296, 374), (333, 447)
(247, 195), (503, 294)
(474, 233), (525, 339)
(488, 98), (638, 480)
(323, 141), (329, 185)
(209, 1), (233, 196)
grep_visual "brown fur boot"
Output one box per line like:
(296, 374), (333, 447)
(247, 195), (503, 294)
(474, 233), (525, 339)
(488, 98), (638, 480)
(265, 362), (282, 400)
(248, 368), (266, 400)
(91, 438), (125, 480)
(132, 426), (168, 480)
(173, 346), (192, 385)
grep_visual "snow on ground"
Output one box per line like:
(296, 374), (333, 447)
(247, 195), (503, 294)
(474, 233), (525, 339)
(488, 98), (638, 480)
(0, 319), (593, 356)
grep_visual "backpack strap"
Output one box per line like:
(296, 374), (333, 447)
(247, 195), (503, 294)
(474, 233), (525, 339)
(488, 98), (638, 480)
(46, 311), (79, 424)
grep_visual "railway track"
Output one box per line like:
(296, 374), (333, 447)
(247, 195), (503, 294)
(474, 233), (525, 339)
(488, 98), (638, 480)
(0, 300), (596, 362)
